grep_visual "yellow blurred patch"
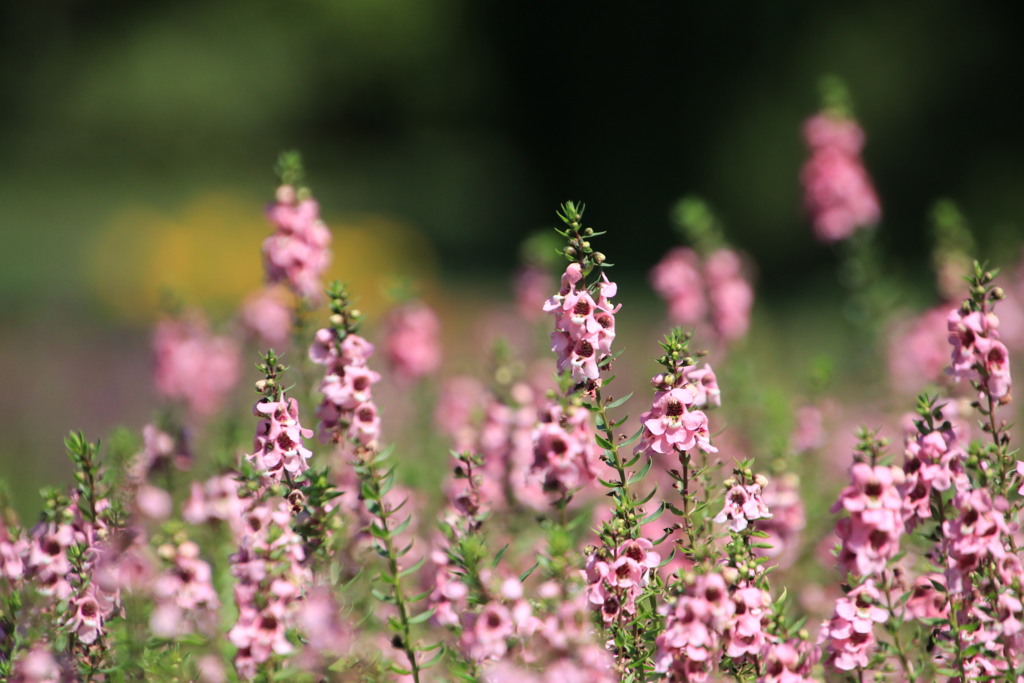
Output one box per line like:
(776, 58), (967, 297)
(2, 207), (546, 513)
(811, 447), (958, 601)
(88, 192), (437, 323)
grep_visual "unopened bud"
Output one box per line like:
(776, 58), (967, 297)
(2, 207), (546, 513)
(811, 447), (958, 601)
(255, 379), (269, 393)
(592, 252), (606, 264)
(581, 240), (591, 251)
(992, 286), (1006, 301)
(565, 247), (577, 257)
(350, 309), (362, 320)
(329, 313), (344, 326)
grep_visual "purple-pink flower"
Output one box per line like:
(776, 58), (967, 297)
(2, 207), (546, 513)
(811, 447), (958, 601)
(262, 184), (332, 301)
(801, 113), (881, 242)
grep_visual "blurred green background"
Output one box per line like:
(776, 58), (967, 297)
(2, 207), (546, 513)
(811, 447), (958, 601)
(2, 1), (1023, 511)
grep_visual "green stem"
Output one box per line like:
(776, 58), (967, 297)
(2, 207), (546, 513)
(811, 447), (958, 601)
(360, 457), (421, 682)
(881, 570), (915, 681)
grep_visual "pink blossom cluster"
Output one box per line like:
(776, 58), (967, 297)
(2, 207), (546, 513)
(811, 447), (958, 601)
(21, 496), (121, 647)
(150, 539), (220, 638)
(245, 395), (313, 483)
(584, 538), (660, 625)
(458, 580), (534, 663)
(240, 287), (293, 351)
(887, 306), (951, 394)
(152, 314), (241, 418)
(927, 577), (1024, 681)
(800, 113), (881, 242)
(0, 524), (27, 585)
(947, 306), (1012, 402)
(905, 573), (947, 620)
(899, 416), (967, 529)
(544, 263), (619, 384)
(184, 473), (247, 533)
(293, 585), (354, 669)
(515, 265), (554, 322)
(228, 498), (311, 679)
(262, 184), (332, 301)
(714, 475), (772, 533)
(478, 586), (616, 682)
(446, 380), (552, 511)
(531, 399), (601, 496)
(383, 301), (442, 382)
(817, 580), (887, 671)
(759, 638), (819, 683)
(942, 488), (1012, 594)
(309, 329), (382, 448)
(635, 367), (719, 457)
(751, 474), (806, 568)
(649, 247), (754, 343)
(10, 644), (63, 683)
(831, 463), (905, 577)
(653, 573), (774, 681)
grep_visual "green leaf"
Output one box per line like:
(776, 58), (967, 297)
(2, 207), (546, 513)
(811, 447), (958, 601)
(419, 644), (446, 669)
(606, 392), (633, 409)
(638, 501), (666, 525)
(408, 607), (436, 625)
(492, 544), (510, 568)
(399, 555), (427, 579)
(621, 427), (644, 448)
(519, 561), (540, 582)
(391, 515), (413, 537)
(628, 457), (653, 485)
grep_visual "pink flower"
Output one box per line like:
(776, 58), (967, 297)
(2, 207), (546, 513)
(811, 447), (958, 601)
(801, 113), (880, 243)
(247, 395), (314, 482)
(241, 287), (293, 350)
(263, 185), (332, 301)
(819, 581), (886, 671)
(714, 481), (772, 532)
(516, 265), (555, 322)
(637, 386), (717, 455)
(752, 474), (806, 568)
(650, 247), (706, 325)
(887, 306), (950, 394)
(704, 249), (753, 342)
(153, 313), (241, 418)
(905, 574), (947, 620)
(11, 645), (62, 683)
(545, 264), (619, 384)
(383, 301), (442, 382)
(67, 593), (103, 644)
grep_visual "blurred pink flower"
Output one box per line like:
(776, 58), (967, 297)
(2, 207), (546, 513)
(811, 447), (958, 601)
(383, 301), (442, 382)
(801, 113), (880, 243)
(153, 313), (241, 419)
(240, 286), (293, 350)
(262, 184), (331, 301)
